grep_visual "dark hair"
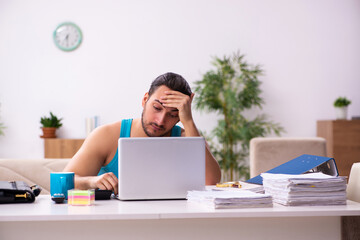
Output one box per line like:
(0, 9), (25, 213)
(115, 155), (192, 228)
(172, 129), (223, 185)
(148, 72), (192, 97)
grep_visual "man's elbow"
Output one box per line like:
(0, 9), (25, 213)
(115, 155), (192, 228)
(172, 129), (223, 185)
(205, 171), (221, 185)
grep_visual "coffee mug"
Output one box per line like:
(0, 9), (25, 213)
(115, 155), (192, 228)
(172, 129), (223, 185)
(50, 172), (75, 200)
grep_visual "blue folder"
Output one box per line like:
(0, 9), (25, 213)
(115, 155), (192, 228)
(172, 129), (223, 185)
(246, 154), (339, 185)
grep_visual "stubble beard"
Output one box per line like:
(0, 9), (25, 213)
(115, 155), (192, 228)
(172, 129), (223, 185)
(141, 107), (171, 137)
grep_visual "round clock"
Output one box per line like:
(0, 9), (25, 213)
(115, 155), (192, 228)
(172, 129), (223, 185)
(53, 22), (82, 51)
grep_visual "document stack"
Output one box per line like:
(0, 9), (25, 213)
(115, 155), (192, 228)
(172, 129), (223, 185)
(261, 172), (347, 206)
(187, 190), (273, 209)
(212, 181), (264, 194)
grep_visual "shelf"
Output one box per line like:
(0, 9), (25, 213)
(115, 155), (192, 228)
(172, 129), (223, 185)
(317, 120), (360, 178)
(44, 138), (85, 158)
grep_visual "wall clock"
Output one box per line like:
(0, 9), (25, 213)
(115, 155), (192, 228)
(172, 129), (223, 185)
(53, 22), (82, 51)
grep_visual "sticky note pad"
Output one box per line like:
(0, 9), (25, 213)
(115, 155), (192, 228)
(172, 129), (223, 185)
(68, 189), (95, 206)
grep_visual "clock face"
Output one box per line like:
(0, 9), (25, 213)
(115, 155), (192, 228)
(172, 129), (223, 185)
(53, 22), (82, 51)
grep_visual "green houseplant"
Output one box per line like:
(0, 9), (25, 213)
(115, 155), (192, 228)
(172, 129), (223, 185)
(194, 52), (284, 181)
(333, 97), (351, 120)
(0, 103), (5, 136)
(334, 97), (351, 107)
(0, 121), (4, 136)
(40, 112), (63, 138)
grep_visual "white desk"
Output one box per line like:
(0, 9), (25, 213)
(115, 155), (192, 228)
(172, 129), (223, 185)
(1, 195), (360, 240)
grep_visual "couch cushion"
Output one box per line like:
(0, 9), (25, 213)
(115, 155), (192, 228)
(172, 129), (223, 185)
(0, 158), (70, 195)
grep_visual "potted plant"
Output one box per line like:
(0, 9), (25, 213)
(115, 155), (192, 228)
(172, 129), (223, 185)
(194, 51), (284, 181)
(0, 102), (5, 136)
(40, 112), (63, 138)
(0, 121), (4, 136)
(334, 97), (351, 120)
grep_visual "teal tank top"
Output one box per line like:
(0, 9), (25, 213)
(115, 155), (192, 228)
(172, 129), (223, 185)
(97, 119), (182, 178)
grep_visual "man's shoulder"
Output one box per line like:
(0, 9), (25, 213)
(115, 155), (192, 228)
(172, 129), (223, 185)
(92, 121), (122, 137)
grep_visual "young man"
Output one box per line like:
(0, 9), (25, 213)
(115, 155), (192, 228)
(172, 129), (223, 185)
(63, 72), (221, 194)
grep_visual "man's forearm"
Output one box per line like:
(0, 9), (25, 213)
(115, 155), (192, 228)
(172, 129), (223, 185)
(182, 120), (221, 185)
(74, 175), (95, 190)
(205, 145), (221, 185)
(182, 120), (200, 137)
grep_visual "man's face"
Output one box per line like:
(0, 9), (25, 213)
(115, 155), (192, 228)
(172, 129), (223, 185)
(141, 85), (180, 137)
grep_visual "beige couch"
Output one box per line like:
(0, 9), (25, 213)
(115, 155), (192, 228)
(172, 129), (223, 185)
(0, 158), (70, 195)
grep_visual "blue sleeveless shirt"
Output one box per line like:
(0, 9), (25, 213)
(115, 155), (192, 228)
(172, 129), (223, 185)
(97, 119), (182, 178)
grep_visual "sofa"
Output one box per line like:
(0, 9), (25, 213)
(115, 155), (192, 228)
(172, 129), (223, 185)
(0, 158), (70, 195)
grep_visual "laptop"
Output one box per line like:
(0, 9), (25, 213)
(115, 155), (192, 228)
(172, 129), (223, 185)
(117, 137), (205, 200)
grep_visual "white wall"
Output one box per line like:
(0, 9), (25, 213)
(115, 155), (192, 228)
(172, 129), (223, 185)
(0, 0), (359, 158)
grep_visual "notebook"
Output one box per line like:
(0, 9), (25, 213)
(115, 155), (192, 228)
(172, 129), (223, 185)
(117, 137), (206, 200)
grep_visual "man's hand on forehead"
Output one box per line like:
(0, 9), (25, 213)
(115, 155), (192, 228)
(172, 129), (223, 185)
(159, 90), (194, 123)
(159, 91), (186, 105)
(154, 99), (178, 112)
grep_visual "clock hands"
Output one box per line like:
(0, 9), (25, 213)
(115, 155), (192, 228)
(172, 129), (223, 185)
(65, 34), (69, 47)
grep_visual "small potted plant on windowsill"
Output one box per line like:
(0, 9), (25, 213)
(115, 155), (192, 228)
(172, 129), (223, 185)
(334, 97), (351, 120)
(40, 112), (63, 138)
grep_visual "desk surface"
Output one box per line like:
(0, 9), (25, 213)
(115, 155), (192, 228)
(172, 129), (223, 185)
(1, 196), (360, 240)
(1, 195), (360, 222)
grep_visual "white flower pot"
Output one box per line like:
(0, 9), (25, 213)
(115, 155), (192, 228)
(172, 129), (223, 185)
(335, 106), (348, 120)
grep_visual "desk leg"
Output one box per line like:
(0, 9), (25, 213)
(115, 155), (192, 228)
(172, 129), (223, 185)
(342, 216), (360, 240)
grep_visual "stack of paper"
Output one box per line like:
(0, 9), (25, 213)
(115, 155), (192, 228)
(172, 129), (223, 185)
(211, 181), (264, 194)
(237, 181), (264, 194)
(187, 190), (273, 209)
(261, 172), (347, 206)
